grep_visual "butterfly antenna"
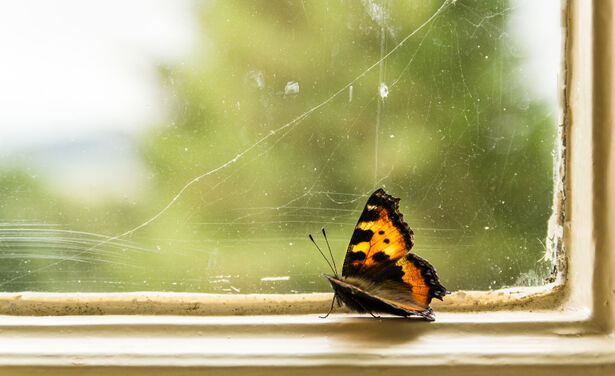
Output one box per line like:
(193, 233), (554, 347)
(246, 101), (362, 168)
(308, 234), (336, 276)
(321, 228), (338, 277)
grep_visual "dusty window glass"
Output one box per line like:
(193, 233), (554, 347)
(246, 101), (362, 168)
(0, 0), (560, 293)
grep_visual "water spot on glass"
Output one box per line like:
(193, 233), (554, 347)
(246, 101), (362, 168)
(518, 96), (530, 110)
(379, 82), (389, 99)
(248, 70), (265, 89)
(363, 0), (385, 24)
(260, 276), (290, 281)
(284, 81), (300, 95)
(349, 85), (353, 102)
(389, 134), (395, 138)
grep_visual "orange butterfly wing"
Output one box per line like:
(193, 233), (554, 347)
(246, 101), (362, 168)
(341, 188), (447, 310)
(342, 189), (414, 275)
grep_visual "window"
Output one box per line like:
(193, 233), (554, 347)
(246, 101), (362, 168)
(1, 0), (561, 295)
(0, 0), (615, 374)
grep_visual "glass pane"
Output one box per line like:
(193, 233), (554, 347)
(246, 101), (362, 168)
(0, 0), (561, 293)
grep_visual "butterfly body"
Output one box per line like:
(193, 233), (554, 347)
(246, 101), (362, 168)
(324, 275), (435, 320)
(320, 188), (448, 321)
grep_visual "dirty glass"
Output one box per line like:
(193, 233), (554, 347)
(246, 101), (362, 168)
(0, 0), (561, 293)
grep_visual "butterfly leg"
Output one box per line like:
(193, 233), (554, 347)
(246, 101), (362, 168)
(319, 295), (336, 319)
(417, 308), (435, 321)
(353, 299), (381, 319)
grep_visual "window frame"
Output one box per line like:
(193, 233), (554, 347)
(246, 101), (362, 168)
(1, 0), (615, 374)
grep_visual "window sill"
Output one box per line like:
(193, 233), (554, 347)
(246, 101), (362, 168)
(0, 311), (612, 374)
(0, 283), (563, 315)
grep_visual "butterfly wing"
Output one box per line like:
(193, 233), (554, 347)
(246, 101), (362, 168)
(341, 188), (447, 311)
(342, 188), (414, 275)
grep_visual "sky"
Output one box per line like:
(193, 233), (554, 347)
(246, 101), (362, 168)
(508, 0), (561, 110)
(0, 0), (198, 149)
(0, 0), (198, 200)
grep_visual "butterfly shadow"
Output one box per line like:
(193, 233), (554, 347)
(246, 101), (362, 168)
(323, 315), (433, 345)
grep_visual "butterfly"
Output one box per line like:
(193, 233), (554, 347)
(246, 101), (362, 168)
(309, 188), (448, 321)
